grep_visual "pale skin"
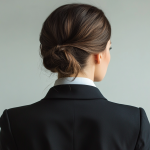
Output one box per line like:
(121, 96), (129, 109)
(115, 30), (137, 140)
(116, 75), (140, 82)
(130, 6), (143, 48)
(58, 39), (111, 82)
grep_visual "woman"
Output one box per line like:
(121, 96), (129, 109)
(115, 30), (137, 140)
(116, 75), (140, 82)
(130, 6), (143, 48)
(0, 3), (150, 150)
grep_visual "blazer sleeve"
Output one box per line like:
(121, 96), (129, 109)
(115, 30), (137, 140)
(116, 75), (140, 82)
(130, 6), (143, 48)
(135, 107), (150, 150)
(0, 109), (17, 150)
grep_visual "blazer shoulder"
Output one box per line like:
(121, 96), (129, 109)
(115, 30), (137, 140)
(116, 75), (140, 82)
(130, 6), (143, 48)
(107, 100), (140, 125)
(3, 100), (42, 113)
(0, 100), (44, 123)
(107, 100), (139, 111)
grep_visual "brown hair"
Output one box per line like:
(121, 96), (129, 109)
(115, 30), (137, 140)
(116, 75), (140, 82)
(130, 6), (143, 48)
(39, 3), (111, 82)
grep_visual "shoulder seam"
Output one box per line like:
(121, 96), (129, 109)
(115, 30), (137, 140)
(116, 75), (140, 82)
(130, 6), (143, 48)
(6, 109), (19, 150)
(134, 107), (141, 150)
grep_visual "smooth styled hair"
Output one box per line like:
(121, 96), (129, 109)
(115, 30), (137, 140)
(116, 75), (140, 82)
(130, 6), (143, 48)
(39, 3), (111, 81)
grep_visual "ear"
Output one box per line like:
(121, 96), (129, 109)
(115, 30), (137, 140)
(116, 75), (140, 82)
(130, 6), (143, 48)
(94, 53), (101, 64)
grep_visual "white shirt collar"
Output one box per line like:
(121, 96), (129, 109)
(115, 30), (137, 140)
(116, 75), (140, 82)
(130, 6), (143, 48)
(54, 77), (96, 87)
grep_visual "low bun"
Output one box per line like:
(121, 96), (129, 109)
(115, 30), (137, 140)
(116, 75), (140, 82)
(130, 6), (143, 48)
(39, 3), (111, 81)
(40, 44), (81, 80)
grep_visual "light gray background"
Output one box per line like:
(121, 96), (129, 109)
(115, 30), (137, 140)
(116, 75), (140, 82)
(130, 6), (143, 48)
(0, 0), (150, 120)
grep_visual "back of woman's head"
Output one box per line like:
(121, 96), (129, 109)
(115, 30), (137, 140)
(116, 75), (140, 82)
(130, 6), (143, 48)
(39, 3), (111, 81)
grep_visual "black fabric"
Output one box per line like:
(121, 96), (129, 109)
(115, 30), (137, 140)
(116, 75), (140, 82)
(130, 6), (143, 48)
(0, 84), (150, 150)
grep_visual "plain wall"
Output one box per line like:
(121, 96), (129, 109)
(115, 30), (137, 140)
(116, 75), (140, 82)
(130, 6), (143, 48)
(0, 0), (150, 122)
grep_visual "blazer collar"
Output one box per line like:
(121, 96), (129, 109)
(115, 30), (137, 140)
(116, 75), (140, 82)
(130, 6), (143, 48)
(42, 84), (108, 101)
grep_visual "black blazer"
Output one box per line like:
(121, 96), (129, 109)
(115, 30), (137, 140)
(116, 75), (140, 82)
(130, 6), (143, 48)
(0, 84), (150, 150)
